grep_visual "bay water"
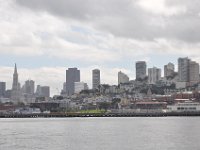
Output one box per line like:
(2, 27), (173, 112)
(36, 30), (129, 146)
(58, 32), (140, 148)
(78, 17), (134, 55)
(0, 117), (199, 150)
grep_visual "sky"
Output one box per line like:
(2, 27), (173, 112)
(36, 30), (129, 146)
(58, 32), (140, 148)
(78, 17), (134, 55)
(0, 0), (200, 96)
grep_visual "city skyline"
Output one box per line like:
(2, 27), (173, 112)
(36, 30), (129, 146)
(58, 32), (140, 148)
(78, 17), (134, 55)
(1, 0), (200, 95)
(1, 56), (199, 96)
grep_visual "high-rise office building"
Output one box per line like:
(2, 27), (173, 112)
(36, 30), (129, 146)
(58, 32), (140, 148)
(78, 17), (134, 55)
(178, 57), (190, 82)
(36, 85), (50, 97)
(118, 71), (129, 84)
(0, 82), (6, 97)
(136, 61), (147, 80)
(11, 63), (21, 101)
(24, 80), (35, 95)
(92, 69), (100, 90)
(177, 57), (200, 87)
(189, 61), (199, 85)
(164, 62), (175, 78)
(66, 68), (80, 96)
(148, 67), (161, 84)
(12, 63), (18, 91)
(41, 86), (50, 97)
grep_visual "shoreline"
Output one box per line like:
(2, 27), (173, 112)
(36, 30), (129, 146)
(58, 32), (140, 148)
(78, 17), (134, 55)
(1, 112), (200, 118)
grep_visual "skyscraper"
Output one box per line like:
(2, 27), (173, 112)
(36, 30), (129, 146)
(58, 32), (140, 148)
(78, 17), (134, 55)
(40, 86), (50, 97)
(148, 67), (161, 84)
(24, 80), (35, 95)
(0, 82), (6, 97)
(92, 69), (100, 90)
(178, 57), (190, 82)
(164, 62), (175, 78)
(36, 85), (50, 97)
(189, 61), (199, 85)
(11, 63), (21, 101)
(66, 68), (80, 96)
(12, 63), (18, 91)
(136, 61), (147, 80)
(118, 71), (129, 84)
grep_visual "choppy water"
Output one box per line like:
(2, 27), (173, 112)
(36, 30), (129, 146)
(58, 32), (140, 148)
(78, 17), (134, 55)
(0, 117), (200, 150)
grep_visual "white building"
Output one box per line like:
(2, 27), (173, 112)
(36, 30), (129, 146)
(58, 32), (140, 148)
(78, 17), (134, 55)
(118, 71), (129, 85)
(148, 67), (161, 84)
(167, 101), (200, 112)
(74, 82), (88, 94)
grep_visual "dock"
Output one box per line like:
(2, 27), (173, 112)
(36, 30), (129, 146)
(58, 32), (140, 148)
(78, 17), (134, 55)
(1, 112), (200, 118)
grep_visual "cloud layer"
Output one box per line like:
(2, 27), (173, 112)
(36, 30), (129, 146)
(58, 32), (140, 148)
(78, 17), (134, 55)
(1, 0), (200, 61)
(15, 0), (200, 42)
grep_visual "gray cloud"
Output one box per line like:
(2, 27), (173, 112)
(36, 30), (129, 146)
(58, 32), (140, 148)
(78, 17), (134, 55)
(15, 0), (200, 43)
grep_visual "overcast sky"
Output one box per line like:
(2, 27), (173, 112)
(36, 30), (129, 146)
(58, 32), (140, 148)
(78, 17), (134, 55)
(0, 0), (200, 95)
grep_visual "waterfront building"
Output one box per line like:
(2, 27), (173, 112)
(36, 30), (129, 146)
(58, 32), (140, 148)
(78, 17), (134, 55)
(118, 71), (129, 85)
(148, 67), (161, 84)
(167, 101), (200, 112)
(92, 69), (100, 90)
(66, 68), (80, 96)
(164, 62), (175, 78)
(74, 82), (88, 94)
(136, 61), (147, 80)
(0, 82), (6, 97)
